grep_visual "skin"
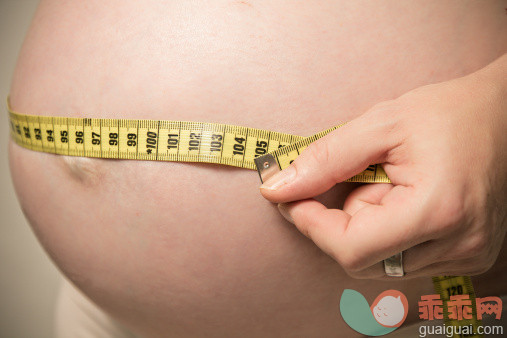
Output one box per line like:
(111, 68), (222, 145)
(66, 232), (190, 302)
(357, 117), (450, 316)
(8, 0), (507, 336)
(260, 55), (507, 279)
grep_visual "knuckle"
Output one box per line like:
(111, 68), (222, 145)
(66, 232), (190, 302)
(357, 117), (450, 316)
(298, 217), (330, 245)
(470, 266), (489, 275)
(337, 252), (365, 273)
(367, 100), (397, 117)
(465, 235), (489, 256)
(468, 259), (494, 275)
(461, 247), (495, 275)
(450, 250), (468, 261)
(303, 139), (332, 167)
(345, 269), (368, 280)
(451, 235), (488, 260)
(299, 220), (315, 241)
(368, 100), (403, 130)
(481, 259), (495, 273)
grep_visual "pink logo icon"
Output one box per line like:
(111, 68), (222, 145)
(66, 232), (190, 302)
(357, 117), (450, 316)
(370, 290), (409, 328)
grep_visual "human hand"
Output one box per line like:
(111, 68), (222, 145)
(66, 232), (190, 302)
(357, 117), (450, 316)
(259, 55), (507, 279)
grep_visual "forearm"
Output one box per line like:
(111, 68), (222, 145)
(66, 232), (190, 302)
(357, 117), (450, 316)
(464, 53), (507, 151)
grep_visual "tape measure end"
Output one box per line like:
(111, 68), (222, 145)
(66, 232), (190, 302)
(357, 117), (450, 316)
(254, 154), (279, 184)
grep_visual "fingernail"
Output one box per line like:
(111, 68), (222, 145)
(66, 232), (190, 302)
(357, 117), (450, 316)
(260, 166), (296, 191)
(278, 203), (294, 224)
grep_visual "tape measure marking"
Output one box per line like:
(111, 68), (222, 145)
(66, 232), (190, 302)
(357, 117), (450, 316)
(8, 106), (388, 182)
(433, 276), (483, 338)
(254, 124), (391, 184)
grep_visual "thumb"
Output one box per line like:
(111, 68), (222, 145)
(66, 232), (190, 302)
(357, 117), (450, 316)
(260, 109), (400, 203)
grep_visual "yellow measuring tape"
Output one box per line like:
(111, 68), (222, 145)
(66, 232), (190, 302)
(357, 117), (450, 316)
(7, 108), (389, 183)
(433, 276), (483, 337)
(6, 99), (481, 337)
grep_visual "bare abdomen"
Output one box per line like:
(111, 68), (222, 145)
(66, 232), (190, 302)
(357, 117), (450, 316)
(9, 0), (507, 336)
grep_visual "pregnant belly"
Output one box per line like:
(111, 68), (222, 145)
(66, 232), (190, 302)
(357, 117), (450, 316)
(9, 0), (507, 336)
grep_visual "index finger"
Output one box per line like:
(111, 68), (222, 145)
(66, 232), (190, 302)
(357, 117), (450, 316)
(281, 185), (432, 272)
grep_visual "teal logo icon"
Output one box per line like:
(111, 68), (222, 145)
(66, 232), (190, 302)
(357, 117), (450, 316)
(339, 289), (409, 336)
